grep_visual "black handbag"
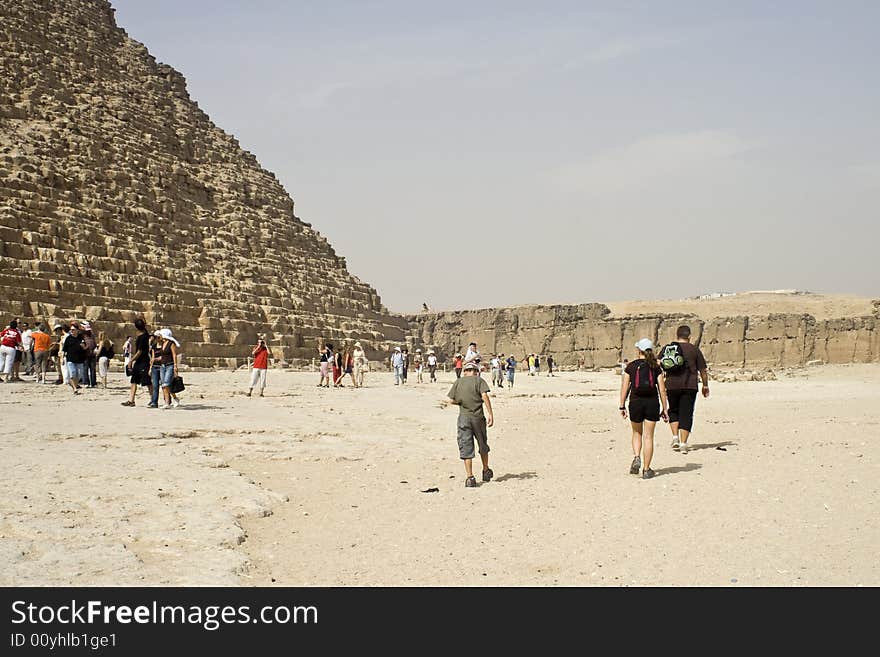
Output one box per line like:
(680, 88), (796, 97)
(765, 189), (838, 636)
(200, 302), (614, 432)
(170, 375), (185, 394)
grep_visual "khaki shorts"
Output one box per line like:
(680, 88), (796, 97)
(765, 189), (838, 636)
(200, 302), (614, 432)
(457, 415), (489, 459)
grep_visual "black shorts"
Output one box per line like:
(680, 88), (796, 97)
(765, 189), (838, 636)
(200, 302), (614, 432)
(628, 396), (660, 423)
(130, 361), (151, 386)
(667, 389), (698, 431)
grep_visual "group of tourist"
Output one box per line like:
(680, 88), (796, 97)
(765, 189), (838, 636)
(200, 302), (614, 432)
(389, 347), (438, 385)
(317, 341), (368, 388)
(1, 317), (116, 392)
(119, 317), (184, 408)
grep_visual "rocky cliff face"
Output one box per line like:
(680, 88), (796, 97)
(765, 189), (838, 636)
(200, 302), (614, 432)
(407, 304), (880, 369)
(0, 0), (407, 365)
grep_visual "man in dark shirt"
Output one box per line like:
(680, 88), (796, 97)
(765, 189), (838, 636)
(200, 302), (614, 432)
(445, 361), (495, 487)
(664, 325), (709, 454)
(61, 323), (86, 394)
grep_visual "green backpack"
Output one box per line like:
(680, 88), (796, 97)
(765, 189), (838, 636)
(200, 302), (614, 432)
(660, 342), (687, 374)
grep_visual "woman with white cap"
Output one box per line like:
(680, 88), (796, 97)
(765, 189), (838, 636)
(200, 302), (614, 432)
(155, 328), (180, 409)
(619, 338), (668, 479)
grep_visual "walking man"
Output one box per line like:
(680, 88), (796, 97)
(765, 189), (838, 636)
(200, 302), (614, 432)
(661, 325), (710, 455)
(390, 347), (405, 385)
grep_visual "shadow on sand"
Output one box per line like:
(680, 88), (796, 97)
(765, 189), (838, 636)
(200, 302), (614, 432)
(173, 404), (223, 411)
(653, 463), (702, 477)
(495, 471), (538, 482)
(687, 440), (736, 451)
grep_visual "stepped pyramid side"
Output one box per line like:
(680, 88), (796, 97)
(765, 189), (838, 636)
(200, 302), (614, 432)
(0, 0), (406, 366)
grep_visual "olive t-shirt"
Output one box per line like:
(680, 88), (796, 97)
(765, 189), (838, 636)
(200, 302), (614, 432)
(447, 376), (491, 418)
(664, 341), (707, 391)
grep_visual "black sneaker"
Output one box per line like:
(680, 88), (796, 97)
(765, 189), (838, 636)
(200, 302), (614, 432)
(482, 468), (493, 482)
(642, 468), (655, 479)
(465, 476), (478, 488)
(630, 456), (641, 475)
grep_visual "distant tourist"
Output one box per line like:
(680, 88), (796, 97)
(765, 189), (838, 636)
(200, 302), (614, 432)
(122, 336), (133, 371)
(444, 361), (495, 488)
(343, 347), (356, 386)
(248, 337), (273, 397)
(464, 342), (480, 367)
(618, 358), (629, 376)
(148, 332), (163, 408)
(453, 353), (463, 378)
(534, 354), (540, 375)
(399, 348), (409, 384)
(352, 342), (367, 387)
(52, 323), (67, 385)
(95, 332), (115, 388)
(426, 350), (438, 382)
(31, 323), (51, 384)
(62, 322), (87, 395)
(20, 321), (34, 376)
(80, 322), (98, 388)
(660, 325), (710, 455)
(333, 345), (344, 387)
(619, 338), (668, 479)
(546, 354), (555, 377)
(390, 347), (405, 385)
(122, 318), (151, 407)
(153, 328), (180, 409)
(413, 349), (424, 383)
(505, 354), (517, 387)
(318, 342), (332, 388)
(0, 319), (22, 383)
(527, 353), (535, 375)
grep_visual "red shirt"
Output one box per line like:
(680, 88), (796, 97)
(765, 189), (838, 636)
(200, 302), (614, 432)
(253, 346), (269, 369)
(453, 356), (462, 368)
(0, 328), (21, 348)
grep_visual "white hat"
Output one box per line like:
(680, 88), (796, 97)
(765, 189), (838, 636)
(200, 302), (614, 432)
(158, 328), (180, 347)
(394, 346), (401, 351)
(635, 338), (655, 352)
(463, 361), (480, 371)
(355, 342), (362, 347)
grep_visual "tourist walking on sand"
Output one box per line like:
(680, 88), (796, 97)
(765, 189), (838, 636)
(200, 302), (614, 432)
(660, 325), (709, 455)
(444, 360), (495, 488)
(248, 337), (272, 397)
(80, 322), (98, 388)
(352, 341), (367, 387)
(20, 321), (34, 376)
(390, 346), (405, 385)
(506, 354), (517, 388)
(464, 342), (480, 367)
(31, 323), (51, 383)
(453, 353), (463, 378)
(413, 349), (424, 383)
(333, 345), (344, 386)
(317, 342), (332, 388)
(427, 350), (438, 382)
(343, 347), (356, 386)
(96, 332), (114, 388)
(148, 332), (163, 408)
(122, 336), (133, 370)
(619, 338), (668, 479)
(122, 318), (151, 406)
(401, 348), (409, 384)
(547, 354), (555, 377)
(154, 328), (180, 409)
(490, 354), (501, 387)
(0, 319), (22, 383)
(52, 323), (67, 385)
(527, 353), (535, 375)
(534, 354), (540, 375)
(62, 322), (87, 395)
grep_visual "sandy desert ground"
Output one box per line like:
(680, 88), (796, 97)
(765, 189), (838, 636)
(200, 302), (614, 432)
(3, 363), (879, 586)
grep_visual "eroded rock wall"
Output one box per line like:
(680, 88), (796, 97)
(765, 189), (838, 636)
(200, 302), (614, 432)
(407, 305), (880, 369)
(0, 0), (407, 365)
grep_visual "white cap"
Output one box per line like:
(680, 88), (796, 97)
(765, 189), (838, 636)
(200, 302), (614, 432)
(635, 338), (655, 352)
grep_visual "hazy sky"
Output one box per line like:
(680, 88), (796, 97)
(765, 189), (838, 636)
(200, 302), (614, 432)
(112, 0), (879, 313)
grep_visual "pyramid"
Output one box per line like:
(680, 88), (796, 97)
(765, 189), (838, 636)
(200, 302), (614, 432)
(0, 0), (407, 366)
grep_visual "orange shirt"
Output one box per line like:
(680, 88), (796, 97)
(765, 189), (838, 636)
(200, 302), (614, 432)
(32, 331), (52, 352)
